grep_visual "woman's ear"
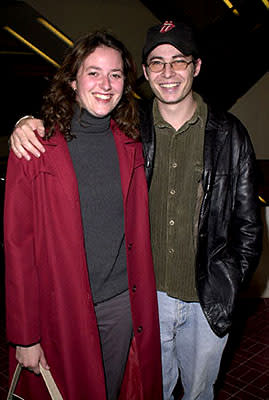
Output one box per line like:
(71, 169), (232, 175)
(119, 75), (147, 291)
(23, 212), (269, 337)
(70, 80), (77, 91)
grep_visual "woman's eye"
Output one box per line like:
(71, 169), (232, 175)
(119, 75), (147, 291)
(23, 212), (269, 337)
(111, 73), (122, 79)
(88, 71), (98, 77)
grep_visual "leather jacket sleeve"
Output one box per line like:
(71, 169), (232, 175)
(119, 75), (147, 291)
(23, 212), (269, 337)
(197, 109), (263, 336)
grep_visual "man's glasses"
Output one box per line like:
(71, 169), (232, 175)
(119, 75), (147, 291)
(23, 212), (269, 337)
(147, 59), (193, 73)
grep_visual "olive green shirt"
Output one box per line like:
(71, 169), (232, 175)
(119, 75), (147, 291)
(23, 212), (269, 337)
(149, 93), (207, 301)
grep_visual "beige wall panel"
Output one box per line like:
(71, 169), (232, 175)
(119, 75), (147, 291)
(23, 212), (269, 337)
(231, 72), (269, 160)
(26, 0), (159, 74)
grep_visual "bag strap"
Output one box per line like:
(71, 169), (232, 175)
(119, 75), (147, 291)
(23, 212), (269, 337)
(7, 363), (22, 400)
(39, 364), (63, 400)
(7, 363), (63, 400)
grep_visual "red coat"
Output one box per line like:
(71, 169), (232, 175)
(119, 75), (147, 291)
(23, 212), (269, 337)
(4, 120), (162, 400)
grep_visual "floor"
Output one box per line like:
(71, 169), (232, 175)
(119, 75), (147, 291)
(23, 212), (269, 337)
(214, 297), (269, 400)
(0, 282), (268, 399)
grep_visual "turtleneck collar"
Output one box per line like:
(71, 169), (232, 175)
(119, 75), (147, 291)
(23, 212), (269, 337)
(71, 104), (111, 135)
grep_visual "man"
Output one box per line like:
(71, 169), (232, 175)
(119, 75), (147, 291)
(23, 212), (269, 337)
(10, 21), (262, 400)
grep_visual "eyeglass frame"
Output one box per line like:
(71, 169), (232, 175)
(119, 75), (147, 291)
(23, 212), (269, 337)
(146, 59), (194, 73)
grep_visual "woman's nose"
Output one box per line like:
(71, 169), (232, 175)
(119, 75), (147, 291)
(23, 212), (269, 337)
(100, 75), (112, 91)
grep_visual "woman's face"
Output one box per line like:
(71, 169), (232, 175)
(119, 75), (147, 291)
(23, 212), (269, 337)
(71, 46), (125, 117)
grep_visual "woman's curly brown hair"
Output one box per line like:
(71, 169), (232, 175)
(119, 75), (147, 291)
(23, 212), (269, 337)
(41, 30), (139, 140)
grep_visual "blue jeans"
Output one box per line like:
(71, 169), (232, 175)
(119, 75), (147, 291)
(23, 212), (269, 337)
(157, 291), (228, 400)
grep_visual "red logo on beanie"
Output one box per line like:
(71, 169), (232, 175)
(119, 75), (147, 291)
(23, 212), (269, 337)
(160, 21), (175, 33)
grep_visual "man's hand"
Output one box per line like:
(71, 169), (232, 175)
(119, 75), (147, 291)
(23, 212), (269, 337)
(10, 118), (46, 160)
(16, 343), (49, 375)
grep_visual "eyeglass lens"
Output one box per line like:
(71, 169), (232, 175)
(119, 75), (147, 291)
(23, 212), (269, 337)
(149, 60), (192, 72)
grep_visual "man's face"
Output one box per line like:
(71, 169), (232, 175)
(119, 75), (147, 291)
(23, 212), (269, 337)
(143, 44), (201, 106)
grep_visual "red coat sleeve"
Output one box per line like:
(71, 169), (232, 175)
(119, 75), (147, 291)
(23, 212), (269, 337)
(4, 152), (40, 345)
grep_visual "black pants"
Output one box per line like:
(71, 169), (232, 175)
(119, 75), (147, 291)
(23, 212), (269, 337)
(94, 290), (133, 400)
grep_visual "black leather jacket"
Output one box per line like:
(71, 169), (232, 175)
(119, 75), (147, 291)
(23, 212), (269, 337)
(139, 101), (263, 337)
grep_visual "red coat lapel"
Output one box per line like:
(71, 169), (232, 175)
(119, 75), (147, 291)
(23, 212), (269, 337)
(40, 130), (80, 205)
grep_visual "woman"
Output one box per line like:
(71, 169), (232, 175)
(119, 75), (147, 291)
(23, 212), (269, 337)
(4, 31), (162, 400)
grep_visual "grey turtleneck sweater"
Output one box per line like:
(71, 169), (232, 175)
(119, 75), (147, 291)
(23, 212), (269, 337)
(68, 106), (128, 304)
